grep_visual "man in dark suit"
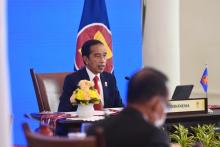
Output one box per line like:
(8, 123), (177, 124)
(87, 67), (170, 147)
(58, 39), (123, 112)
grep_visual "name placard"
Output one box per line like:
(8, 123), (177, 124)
(167, 98), (208, 114)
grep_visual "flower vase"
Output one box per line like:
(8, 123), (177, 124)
(77, 103), (94, 118)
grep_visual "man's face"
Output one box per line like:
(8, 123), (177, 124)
(156, 97), (168, 116)
(145, 95), (169, 127)
(152, 96), (169, 127)
(84, 44), (107, 74)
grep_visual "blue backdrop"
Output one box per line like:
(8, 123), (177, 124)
(8, 0), (142, 145)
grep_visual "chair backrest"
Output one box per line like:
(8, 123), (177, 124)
(22, 123), (105, 147)
(30, 68), (71, 112)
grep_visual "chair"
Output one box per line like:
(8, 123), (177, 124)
(22, 123), (106, 147)
(30, 68), (71, 112)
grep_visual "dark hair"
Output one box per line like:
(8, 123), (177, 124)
(81, 39), (104, 58)
(127, 67), (168, 104)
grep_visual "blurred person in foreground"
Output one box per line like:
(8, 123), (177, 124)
(87, 67), (170, 147)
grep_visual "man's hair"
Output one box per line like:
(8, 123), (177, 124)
(81, 39), (104, 58)
(127, 67), (168, 104)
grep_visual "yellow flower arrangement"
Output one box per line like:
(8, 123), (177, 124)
(70, 80), (101, 105)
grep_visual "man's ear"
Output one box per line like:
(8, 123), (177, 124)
(149, 96), (161, 112)
(145, 97), (160, 124)
(83, 56), (88, 65)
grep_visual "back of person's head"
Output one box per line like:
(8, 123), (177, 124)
(81, 39), (104, 58)
(127, 67), (168, 104)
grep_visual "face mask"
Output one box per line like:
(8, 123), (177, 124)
(154, 114), (166, 128)
(154, 102), (167, 128)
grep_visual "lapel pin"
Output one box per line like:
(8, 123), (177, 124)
(105, 82), (108, 87)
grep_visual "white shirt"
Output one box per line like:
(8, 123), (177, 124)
(86, 67), (104, 105)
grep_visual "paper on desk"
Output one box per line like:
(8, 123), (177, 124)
(104, 108), (123, 115)
(67, 116), (105, 121)
(64, 111), (105, 116)
(64, 108), (123, 120)
(208, 108), (213, 113)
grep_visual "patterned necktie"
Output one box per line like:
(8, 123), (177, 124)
(93, 76), (102, 110)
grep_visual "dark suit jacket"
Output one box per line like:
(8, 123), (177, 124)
(58, 68), (123, 112)
(87, 107), (170, 147)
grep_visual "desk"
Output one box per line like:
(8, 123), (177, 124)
(166, 109), (220, 124)
(29, 109), (220, 136)
(28, 109), (119, 136)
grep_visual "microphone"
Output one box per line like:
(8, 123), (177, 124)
(125, 76), (130, 80)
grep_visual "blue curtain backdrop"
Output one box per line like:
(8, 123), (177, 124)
(8, 0), (142, 145)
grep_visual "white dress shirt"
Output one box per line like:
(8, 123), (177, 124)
(86, 67), (104, 105)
